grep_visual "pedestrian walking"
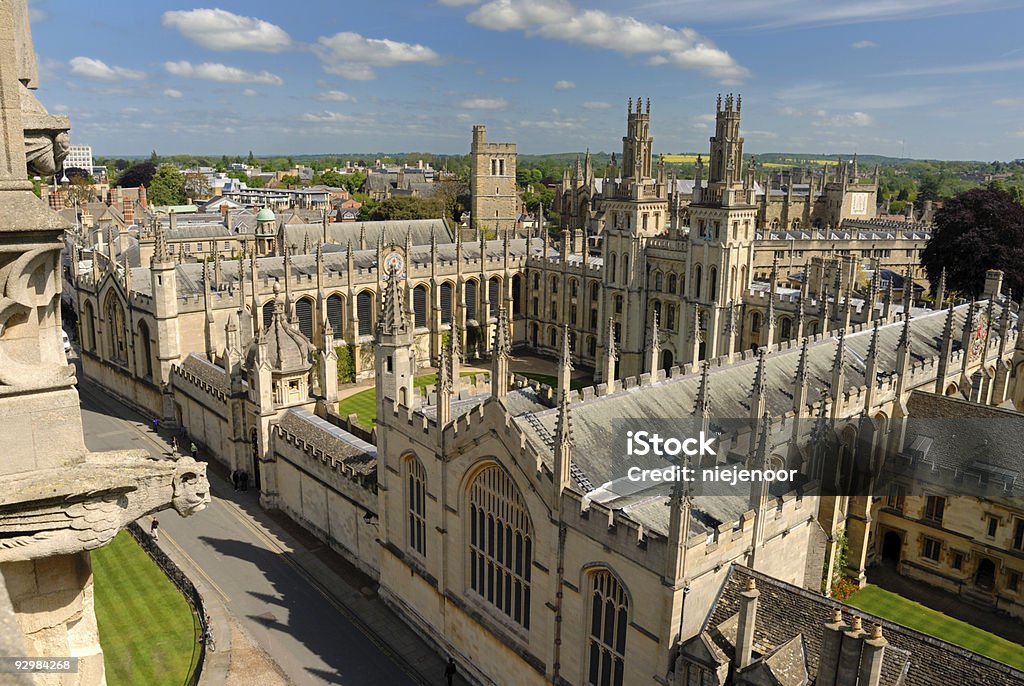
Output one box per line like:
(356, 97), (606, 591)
(151, 417), (159, 432)
(444, 657), (457, 686)
(170, 436), (177, 453)
(190, 441), (198, 460)
(240, 471), (249, 492)
(230, 469), (239, 491)
(150, 518), (159, 541)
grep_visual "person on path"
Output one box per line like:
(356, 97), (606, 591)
(150, 518), (160, 541)
(444, 657), (457, 686)
(151, 417), (159, 432)
(230, 469), (239, 491)
(170, 436), (177, 453)
(190, 442), (198, 460)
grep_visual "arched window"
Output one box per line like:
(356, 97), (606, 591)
(751, 312), (762, 333)
(404, 455), (427, 558)
(614, 296), (623, 314)
(780, 317), (792, 340)
(357, 290), (373, 336)
(590, 282), (600, 303)
(667, 274), (677, 294)
(83, 302), (97, 352)
(465, 280), (478, 321)
(549, 327), (557, 348)
(103, 291), (127, 366)
(666, 305), (676, 331)
(440, 282), (453, 324)
(532, 272), (540, 290)
(588, 336), (597, 357)
(621, 254), (629, 283)
(569, 278), (578, 298)
(262, 301), (274, 328)
(608, 253), (616, 278)
(654, 271), (664, 291)
(468, 464), (532, 629)
(512, 274), (523, 315)
(587, 570), (628, 686)
(694, 265), (703, 299)
(709, 266), (718, 301)
(489, 277), (501, 318)
(295, 298), (314, 340)
(413, 285), (428, 328)
(327, 294), (344, 336)
(550, 275), (559, 294)
(137, 320), (153, 380)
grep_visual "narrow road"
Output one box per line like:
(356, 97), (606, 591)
(77, 379), (419, 686)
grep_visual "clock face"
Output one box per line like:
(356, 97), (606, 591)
(383, 251), (405, 278)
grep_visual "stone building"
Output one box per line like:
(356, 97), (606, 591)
(471, 124), (521, 233)
(0, 4), (209, 682)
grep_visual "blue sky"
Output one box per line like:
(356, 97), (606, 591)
(26, 0), (1024, 160)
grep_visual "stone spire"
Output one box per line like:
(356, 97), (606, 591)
(602, 317), (618, 391)
(491, 303), (511, 399)
(830, 329), (846, 408)
(437, 331), (453, 427)
(883, 273), (894, 322)
(553, 324), (573, 506)
(901, 265), (914, 315)
(378, 264), (408, 336)
(793, 337), (810, 414)
(648, 309), (661, 377)
(694, 360), (711, 431)
(283, 246), (293, 321)
(689, 307), (703, 371)
(750, 348), (767, 420)
(152, 218), (169, 266)
(933, 267), (946, 311)
(864, 320), (882, 410)
(935, 301), (956, 394)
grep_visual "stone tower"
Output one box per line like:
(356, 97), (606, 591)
(596, 97), (669, 379)
(687, 94), (758, 361)
(470, 125), (519, 234)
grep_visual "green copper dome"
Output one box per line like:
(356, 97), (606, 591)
(256, 207), (276, 222)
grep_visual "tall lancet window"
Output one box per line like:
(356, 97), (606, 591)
(404, 455), (427, 558)
(587, 570), (628, 686)
(468, 464), (532, 629)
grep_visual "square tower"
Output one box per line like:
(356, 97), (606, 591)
(470, 125), (519, 234)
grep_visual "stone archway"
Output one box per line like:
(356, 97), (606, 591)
(881, 530), (902, 564)
(975, 558), (996, 591)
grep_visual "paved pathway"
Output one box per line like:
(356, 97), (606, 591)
(78, 376), (468, 686)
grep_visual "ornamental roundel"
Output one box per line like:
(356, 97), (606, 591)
(382, 251), (406, 280)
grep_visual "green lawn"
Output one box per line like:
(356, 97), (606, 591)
(339, 372), (482, 426)
(92, 531), (200, 686)
(514, 371), (587, 391)
(848, 585), (1024, 670)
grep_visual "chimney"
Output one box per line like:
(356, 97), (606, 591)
(169, 209), (177, 237)
(226, 208), (235, 234)
(836, 615), (866, 686)
(858, 624), (887, 686)
(817, 609), (847, 686)
(122, 198), (133, 224)
(137, 185), (148, 208)
(984, 269), (1004, 300)
(736, 577), (759, 670)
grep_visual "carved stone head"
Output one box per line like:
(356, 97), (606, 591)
(171, 461), (210, 516)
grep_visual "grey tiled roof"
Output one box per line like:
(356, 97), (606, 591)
(179, 353), (230, 395)
(282, 218), (455, 248)
(703, 565), (1024, 686)
(278, 407), (377, 477)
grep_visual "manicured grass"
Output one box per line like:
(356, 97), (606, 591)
(848, 585), (1024, 670)
(92, 531), (200, 686)
(515, 371), (587, 391)
(339, 372), (482, 426)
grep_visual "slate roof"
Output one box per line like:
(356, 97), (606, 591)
(700, 565), (1024, 686)
(513, 302), (1004, 535)
(179, 353), (230, 395)
(281, 218), (454, 248)
(278, 407), (377, 477)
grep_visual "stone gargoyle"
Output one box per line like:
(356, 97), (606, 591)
(0, 452), (209, 563)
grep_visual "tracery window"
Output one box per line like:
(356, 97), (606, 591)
(587, 570), (628, 686)
(405, 455), (427, 558)
(468, 465), (532, 629)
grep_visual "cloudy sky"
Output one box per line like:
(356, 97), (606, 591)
(27, 0), (1024, 159)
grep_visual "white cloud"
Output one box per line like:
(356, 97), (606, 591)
(314, 90), (357, 102)
(851, 39), (877, 49)
(460, 97), (509, 110)
(994, 97), (1024, 107)
(553, 79), (575, 90)
(464, 0), (748, 82)
(582, 100), (611, 110)
(301, 111), (356, 123)
(315, 32), (442, 80)
(161, 9), (291, 52)
(69, 56), (145, 81)
(163, 88), (182, 98)
(164, 61), (283, 85)
(813, 111), (874, 128)
(242, 88), (259, 97)
(439, 0), (482, 5)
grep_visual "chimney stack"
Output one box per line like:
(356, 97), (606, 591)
(736, 577), (759, 670)
(858, 623), (887, 686)
(817, 608), (847, 686)
(836, 615), (866, 686)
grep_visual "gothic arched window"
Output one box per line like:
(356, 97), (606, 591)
(489, 277), (501, 318)
(413, 285), (428, 328)
(694, 265), (703, 300)
(327, 294), (344, 335)
(465, 280), (478, 321)
(587, 570), (628, 686)
(262, 300), (274, 328)
(357, 290), (374, 336)
(405, 455), (427, 558)
(295, 297), (314, 340)
(709, 267), (718, 301)
(440, 282), (453, 324)
(468, 464), (533, 629)
(667, 274), (677, 294)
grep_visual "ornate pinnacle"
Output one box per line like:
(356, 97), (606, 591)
(438, 337), (453, 394)
(605, 317), (618, 361)
(694, 360), (711, 419)
(378, 264), (407, 336)
(153, 219), (168, 262)
(796, 337), (810, 381)
(751, 348), (766, 400)
(867, 320), (881, 360)
(493, 304), (511, 358)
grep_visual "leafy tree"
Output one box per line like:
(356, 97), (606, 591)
(335, 345), (355, 384)
(921, 187), (1024, 297)
(368, 196), (446, 221)
(149, 150), (159, 164)
(184, 171), (211, 200)
(148, 164), (187, 206)
(66, 177), (95, 206)
(115, 161), (157, 189)
(278, 174), (301, 187)
(434, 176), (469, 221)
(247, 150), (256, 165)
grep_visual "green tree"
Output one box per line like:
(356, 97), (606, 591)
(148, 164), (187, 206)
(335, 345), (355, 384)
(115, 161), (157, 189)
(247, 150), (256, 165)
(368, 196), (446, 221)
